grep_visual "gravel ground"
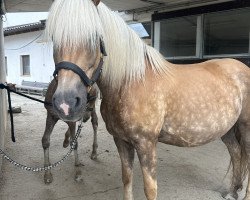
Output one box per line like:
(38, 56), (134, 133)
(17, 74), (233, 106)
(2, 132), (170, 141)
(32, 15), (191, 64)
(0, 93), (246, 200)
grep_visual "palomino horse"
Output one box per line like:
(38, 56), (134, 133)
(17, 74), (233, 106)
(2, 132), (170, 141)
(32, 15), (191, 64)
(45, 0), (250, 199)
(42, 79), (99, 184)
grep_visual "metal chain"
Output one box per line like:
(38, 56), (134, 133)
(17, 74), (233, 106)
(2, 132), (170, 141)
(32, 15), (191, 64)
(0, 119), (83, 172)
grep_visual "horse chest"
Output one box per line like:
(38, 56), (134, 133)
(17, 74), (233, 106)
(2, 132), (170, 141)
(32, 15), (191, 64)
(100, 98), (163, 142)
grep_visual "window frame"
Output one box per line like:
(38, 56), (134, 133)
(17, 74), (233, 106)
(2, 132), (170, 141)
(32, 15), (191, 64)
(154, 14), (201, 60)
(20, 55), (31, 76)
(153, 1), (250, 60)
(202, 8), (250, 58)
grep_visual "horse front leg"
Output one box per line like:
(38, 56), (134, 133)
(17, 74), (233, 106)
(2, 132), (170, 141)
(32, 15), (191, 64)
(114, 137), (135, 200)
(135, 139), (157, 200)
(63, 128), (71, 148)
(90, 109), (98, 160)
(68, 122), (83, 182)
(42, 112), (58, 184)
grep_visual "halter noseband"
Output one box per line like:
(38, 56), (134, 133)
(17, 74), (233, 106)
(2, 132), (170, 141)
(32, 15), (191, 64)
(53, 39), (107, 87)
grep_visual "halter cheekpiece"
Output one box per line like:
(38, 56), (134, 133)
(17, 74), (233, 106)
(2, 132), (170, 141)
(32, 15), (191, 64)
(53, 39), (107, 87)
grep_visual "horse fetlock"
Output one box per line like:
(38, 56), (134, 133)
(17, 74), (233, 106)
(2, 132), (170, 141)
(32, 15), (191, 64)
(90, 151), (98, 160)
(63, 138), (70, 148)
(237, 185), (243, 192)
(91, 119), (98, 127)
(93, 143), (98, 150)
(124, 193), (134, 200)
(223, 192), (238, 200)
(44, 172), (53, 184)
(75, 170), (83, 182)
(42, 139), (50, 149)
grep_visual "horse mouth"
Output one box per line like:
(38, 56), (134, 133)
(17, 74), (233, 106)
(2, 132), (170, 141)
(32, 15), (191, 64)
(56, 110), (84, 122)
(53, 101), (86, 122)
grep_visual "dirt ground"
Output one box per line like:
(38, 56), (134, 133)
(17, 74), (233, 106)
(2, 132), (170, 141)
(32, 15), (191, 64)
(0, 93), (247, 200)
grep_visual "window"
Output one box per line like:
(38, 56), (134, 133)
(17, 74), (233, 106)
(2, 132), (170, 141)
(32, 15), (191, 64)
(153, 6), (250, 59)
(5, 57), (7, 76)
(21, 55), (30, 76)
(129, 22), (152, 45)
(142, 22), (151, 39)
(204, 8), (250, 56)
(158, 16), (198, 58)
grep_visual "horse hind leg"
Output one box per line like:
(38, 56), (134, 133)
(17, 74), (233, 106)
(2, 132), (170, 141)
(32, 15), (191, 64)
(42, 112), (58, 184)
(233, 122), (250, 200)
(90, 109), (98, 160)
(221, 126), (247, 200)
(236, 121), (250, 200)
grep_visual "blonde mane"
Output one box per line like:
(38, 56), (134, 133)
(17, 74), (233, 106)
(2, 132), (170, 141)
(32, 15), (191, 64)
(45, 0), (170, 88)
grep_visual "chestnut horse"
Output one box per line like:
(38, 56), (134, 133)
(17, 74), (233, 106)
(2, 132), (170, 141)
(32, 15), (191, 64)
(42, 79), (99, 184)
(45, 0), (250, 199)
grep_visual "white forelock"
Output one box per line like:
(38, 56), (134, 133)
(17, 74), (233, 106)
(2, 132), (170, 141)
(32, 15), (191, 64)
(45, 0), (102, 51)
(45, 0), (170, 88)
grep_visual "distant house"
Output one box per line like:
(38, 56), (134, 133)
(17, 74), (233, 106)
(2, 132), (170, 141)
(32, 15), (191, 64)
(4, 20), (54, 85)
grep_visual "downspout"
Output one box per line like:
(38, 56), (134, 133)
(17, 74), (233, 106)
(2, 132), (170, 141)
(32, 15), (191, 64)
(0, 0), (6, 174)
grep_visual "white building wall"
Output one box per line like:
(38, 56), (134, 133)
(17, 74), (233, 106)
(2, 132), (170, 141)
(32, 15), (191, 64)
(4, 30), (54, 85)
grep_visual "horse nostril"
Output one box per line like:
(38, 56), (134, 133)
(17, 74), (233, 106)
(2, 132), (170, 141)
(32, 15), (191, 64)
(75, 97), (81, 108)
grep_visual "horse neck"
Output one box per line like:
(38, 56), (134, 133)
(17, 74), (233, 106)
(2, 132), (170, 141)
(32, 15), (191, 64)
(96, 78), (115, 100)
(97, 59), (176, 101)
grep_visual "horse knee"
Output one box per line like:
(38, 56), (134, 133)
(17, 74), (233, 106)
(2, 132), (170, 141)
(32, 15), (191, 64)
(91, 113), (98, 126)
(63, 131), (70, 148)
(42, 136), (50, 149)
(63, 137), (70, 148)
(82, 112), (91, 122)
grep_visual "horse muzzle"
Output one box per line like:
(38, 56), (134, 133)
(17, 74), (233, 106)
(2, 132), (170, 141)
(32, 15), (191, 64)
(52, 88), (87, 122)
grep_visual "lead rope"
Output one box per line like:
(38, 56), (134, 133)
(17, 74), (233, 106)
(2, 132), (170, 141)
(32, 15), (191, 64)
(0, 119), (83, 172)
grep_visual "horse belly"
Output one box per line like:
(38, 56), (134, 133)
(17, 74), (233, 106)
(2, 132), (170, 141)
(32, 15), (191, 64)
(159, 106), (241, 147)
(158, 129), (222, 147)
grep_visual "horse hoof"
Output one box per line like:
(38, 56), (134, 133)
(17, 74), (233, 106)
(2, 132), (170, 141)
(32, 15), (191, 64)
(44, 173), (53, 184)
(63, 140), (69, 148)
(90, 153), (97, 160)
(237, 185), (243, 192)
(222, 192), (238, 200)
(75, 170), (83, 183)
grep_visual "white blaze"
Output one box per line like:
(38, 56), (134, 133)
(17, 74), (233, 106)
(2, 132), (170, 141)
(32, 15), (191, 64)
(60, 103), (70, 116)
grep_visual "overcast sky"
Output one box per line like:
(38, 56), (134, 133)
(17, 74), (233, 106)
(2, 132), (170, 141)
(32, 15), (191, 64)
(3, 12), (48, 28)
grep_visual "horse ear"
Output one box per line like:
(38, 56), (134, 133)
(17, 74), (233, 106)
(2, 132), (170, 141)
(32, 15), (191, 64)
(92, 0), (100, 6)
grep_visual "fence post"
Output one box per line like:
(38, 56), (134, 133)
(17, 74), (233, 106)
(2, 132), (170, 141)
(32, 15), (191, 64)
(0, 0), (6, 174)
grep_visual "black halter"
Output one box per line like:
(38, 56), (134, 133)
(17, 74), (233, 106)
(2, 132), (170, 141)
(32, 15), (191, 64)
(53, 39), (107, 87)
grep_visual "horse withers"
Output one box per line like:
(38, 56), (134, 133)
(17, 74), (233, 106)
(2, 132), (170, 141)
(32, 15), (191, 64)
(45, 0), (250, 199)
(42, 79), (99, 184)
